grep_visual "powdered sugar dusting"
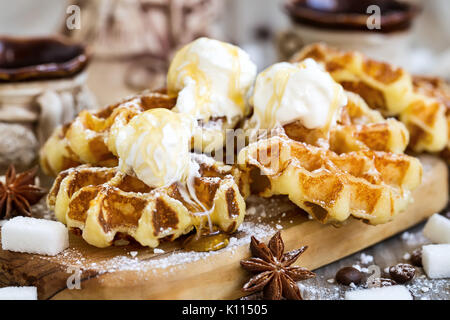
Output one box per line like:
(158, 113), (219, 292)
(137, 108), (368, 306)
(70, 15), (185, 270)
(401, 231), (428, 246)
(40, 220), (276, 275)
(359, 253), (374, 265)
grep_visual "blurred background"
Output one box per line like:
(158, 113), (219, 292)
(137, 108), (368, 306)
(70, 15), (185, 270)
(0, 0), (449, 172)
(1, 0), (449, 105)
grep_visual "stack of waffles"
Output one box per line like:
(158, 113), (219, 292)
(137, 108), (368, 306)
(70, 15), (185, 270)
(292, 43), (450, 154)
(42, 91), (246, 248)
(40, 39), (450, 249)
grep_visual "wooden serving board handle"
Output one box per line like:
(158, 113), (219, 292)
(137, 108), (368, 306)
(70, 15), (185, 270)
(0, 155), (448, 300)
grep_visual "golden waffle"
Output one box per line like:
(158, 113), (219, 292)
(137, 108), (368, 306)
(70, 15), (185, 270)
(237, 131), (422, 225)
(412, 76), (450, 161)
(40, 91), (242, 176)
(47, 154), (246, 248)
(413, 76), (450, 110)
(283, 91), (410, 154)
(40, 91), (175, 176)
(292, 43), (448, 153)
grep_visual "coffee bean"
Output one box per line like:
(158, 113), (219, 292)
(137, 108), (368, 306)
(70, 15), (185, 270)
(368, 278), (397, 288)
(410, 248), (422, 267)
(335, 267), (362, 285)
(389, 263), (415, 284)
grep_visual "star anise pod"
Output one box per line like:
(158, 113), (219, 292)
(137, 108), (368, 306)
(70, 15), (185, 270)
(240, 231), (315, 300)
(0, 165), (46, 219)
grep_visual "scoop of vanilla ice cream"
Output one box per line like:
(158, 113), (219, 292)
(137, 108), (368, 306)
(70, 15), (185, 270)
(250, 59), (347, 130)
(115, 108), (194, 188)
(167, 37), (257, 122)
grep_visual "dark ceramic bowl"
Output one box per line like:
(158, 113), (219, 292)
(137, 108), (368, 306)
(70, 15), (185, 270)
(285, 0), (419, 33)
(0, 36), (89, 82)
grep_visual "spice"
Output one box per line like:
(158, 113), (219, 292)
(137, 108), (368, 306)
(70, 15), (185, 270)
(0, 165), (46, 219)
(240, 231), (315, 300)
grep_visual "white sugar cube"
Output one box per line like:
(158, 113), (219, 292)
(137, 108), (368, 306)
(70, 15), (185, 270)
(0, 286), (37, 300)
(345, 285), (412, 300)
(1, 217), (69, 256)
(423, 214), (450, 244)
(422, 244), (450, 279)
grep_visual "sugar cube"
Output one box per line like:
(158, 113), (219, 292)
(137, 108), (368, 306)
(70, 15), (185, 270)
(129, 251), (138, 258)
(1, 217), (69, 256)
(423, 214), (450, 244)
(422, 244), (450, 279)
(0, 286), (37, 300)
(345, 285), (412, 300)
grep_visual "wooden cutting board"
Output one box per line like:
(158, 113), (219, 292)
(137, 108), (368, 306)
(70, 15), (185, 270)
(0, 155), (447, 300)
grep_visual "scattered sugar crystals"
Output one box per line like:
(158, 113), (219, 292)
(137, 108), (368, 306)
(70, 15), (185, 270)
(246, 207), (256, 216)
(245, 195), (297, 222)
(40, 221), (277, 275)
(30, 197), (55, 220)
(405, 268), (449, 298)
(401, 230), (427, 246)
(129, 251), (138, 258)
(297, 282), (342, 300)
(359, 253), (373, 264)
(352, 264), (369, 273)
(352, 264), (361, 271)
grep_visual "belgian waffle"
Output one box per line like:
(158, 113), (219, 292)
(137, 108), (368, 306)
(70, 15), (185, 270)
(40, 91), (175, 176)
(237, 131), (422, 225)
(47, 154), (245, 248)
(283, 91), (410, 154)
(412, 76), (450, 162)
(41, 44), (429, 249)
(292, 43), (448, 153)
(40, 91), (241, 176)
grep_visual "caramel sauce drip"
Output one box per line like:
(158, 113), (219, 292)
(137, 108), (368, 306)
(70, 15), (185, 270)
(182, 228), (230, 252)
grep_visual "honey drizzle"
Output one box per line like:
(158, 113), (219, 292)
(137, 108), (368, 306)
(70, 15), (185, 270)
(117, 109), (191, 187)
(225, 44), (246, 117)
(167, 40), (247, 122)
(252, 61), (344, 133)
(182, 227), (230, 252)
(262, 66), (297, 129)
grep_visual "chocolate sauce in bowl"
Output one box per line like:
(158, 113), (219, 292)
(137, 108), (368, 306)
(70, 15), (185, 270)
(285, 0), (419, 33)
(0, 36), (89, 82)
